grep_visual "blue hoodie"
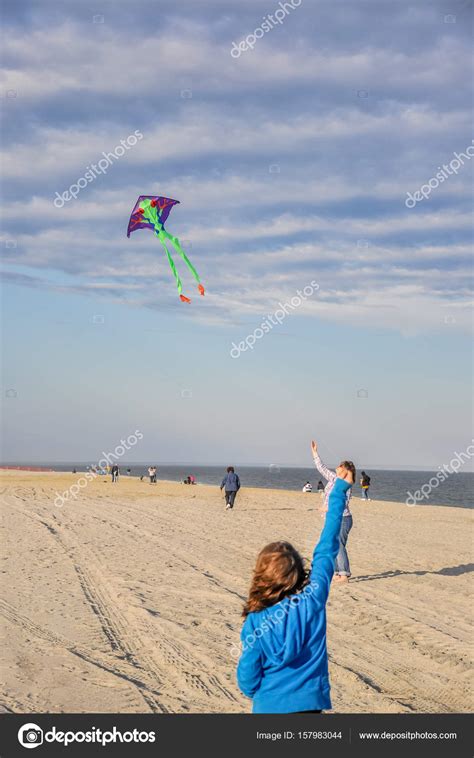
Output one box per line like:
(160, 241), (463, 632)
(221, 471), (240, 492)
(236, 476), (351, 713)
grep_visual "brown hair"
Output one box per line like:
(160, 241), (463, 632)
(340, 460), (356, 484)
(242, 541), (309, 618)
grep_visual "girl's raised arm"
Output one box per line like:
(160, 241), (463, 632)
(311, 440), (336, 482)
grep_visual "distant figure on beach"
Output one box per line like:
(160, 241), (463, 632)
(126, 468), (131, 476)
(317, 480), (324, 494)
(189, 474), (196, 485)
(220, 466), (240, 510)
(360, 471), (371, 500)
(311, 440), (355, 583)
(111, 464), (119, 483)
(237, 440), (354, 713)
(302, 481), (313, 493)
(72, 468), (76, 474)
(148, 466), (157, 484)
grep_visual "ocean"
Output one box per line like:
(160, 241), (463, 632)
(4, 463), (473, 509)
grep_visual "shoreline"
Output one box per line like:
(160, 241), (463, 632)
(0, 469), (469, 511)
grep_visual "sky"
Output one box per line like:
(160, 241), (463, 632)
(1, 0), (473, 469)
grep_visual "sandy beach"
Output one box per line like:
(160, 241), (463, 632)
(0, 470), (472, 714)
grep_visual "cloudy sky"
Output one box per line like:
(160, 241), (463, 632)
(1, 0), (473, 468)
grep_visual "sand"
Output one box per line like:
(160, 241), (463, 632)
(0, 470), (472, 714)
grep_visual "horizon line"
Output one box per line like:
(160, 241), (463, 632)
(1, 461), (473, 473)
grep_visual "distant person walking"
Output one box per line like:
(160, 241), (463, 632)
(148, 466), (157, 484)
(220, 466), (241, 510)
(317, 480), (324, 494)
(360, 471), (371, 500)
(311, 440), (355, 583)
(111, 464), (119, 483)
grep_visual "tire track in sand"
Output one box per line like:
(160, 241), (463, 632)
(2, 496), (169, 713)
(5, 494), (238, 710)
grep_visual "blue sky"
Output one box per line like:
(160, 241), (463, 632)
(1, 0), (473, 468)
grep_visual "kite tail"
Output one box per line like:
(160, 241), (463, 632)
(156, 231), (190, 303)
(167, 233), (205, 296)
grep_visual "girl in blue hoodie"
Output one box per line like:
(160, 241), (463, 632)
(237, 443), (355, 713)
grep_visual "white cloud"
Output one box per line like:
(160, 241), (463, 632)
(2, 11), (471, 338)
(2, 105), (471, 180)
(2, 20), (471, 100)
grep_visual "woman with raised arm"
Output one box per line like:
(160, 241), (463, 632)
(311, 440), (354, 584)
(236, 444), (355, 713)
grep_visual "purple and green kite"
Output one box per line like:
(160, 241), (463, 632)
(127, 195), (204, 303)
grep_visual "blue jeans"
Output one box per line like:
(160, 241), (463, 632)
(335, 515), (352, 576)
(225, 490), (237, 507)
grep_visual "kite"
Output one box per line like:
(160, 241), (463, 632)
(127, 195), (204, 303)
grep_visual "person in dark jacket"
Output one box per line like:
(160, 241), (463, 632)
(360, 471), (371, 500)
(236, 445), (354, 713)
(220, 466), (241, 510)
